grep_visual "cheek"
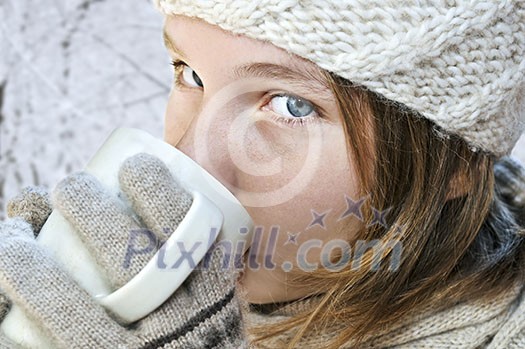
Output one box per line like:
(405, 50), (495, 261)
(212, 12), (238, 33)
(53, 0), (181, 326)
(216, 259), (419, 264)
(233, 119), (357, 210)
(238, 124), (361, 303)
(240, 122), (359, 244)
(229, 119), (310, 191)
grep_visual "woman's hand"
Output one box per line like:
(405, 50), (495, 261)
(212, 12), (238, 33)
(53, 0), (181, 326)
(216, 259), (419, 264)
(6, 186), (52, 235)
(0, 153), (244, 348)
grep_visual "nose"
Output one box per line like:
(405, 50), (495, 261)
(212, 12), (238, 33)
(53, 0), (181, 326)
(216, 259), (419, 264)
(171, 109), (238, 195)
(174, 116), (196, 162)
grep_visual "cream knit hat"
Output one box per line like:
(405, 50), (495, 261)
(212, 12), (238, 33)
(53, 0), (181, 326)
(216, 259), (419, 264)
(154, 0), (525, 156)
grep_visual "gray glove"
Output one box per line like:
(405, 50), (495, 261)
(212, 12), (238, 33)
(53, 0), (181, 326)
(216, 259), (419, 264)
(1, 187), (51, 323)
(0, 186), (53, 348)
(7, 186), (53, 236)
(0, 153), (244, 348)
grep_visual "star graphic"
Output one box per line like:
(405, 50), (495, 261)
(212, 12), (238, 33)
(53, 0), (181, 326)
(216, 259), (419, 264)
(369, 207), (392, 227)
(307, 209), (330, 230)
(392, 223), (406, 235)
(339, 195), (367, 221)
(284, 232), (300, 245)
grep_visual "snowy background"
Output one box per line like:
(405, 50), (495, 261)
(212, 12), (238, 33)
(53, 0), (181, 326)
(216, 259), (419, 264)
(0, 0), (524, 219)
(0, 0), (170, 218)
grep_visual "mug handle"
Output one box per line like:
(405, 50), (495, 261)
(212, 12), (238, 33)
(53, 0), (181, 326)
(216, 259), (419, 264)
(96, 190), (223, 324)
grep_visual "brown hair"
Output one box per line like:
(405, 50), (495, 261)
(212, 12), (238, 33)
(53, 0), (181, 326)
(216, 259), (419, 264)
(249, 72), (525, 348)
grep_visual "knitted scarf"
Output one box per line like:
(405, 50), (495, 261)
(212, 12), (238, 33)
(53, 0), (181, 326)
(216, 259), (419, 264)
(242, 280), (525, 348)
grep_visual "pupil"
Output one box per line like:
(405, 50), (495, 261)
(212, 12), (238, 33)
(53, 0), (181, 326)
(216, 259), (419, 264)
(192, 71), (203, 87)
(287, 97), (313, 117)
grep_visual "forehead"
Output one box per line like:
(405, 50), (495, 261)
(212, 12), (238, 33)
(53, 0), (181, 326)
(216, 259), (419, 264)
(164, 15), (328, 87)
(165, 15), (290, 61)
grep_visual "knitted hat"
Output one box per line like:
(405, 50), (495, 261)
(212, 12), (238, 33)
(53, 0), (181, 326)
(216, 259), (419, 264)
(154, 0), (525, 156)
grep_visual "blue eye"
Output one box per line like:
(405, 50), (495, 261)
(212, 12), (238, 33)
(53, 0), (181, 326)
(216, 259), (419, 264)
(181, 65), (203, 87)
(171, 60), (203, 88)
(268, 95), (315, 118)
(170, 59), (322, 126)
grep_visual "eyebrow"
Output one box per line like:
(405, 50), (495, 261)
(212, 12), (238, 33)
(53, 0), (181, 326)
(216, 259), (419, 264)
(163, 29), (332, 99)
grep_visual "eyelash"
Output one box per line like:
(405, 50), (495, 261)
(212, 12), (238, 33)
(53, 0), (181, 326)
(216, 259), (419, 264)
(170, 59), (324, 127)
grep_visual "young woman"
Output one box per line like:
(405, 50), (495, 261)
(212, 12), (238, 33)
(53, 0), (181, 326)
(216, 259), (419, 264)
(0, 1), (524, 348)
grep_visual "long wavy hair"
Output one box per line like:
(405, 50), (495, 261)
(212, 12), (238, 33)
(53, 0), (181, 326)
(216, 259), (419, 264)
(249, 72), (525, 348)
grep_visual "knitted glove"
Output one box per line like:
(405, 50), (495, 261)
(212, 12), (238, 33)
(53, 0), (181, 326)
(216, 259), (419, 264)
(0, 186), (53, 347)
(1, 187), (53, 316)
(0, 153), (244, 348)
(6, 186), (53, 236)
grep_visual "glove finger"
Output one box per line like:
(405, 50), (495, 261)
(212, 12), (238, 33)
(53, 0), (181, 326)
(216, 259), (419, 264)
(118, 153), (193, 240)
(7, 186), (52, 236)
(137, 247), (241, 346)
(0, 218), (140, 348)
(52, 172), (157, 289)
(118, 155), (245, 347)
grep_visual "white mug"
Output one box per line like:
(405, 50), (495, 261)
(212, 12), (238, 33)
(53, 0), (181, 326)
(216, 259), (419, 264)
(1, 128), (253, 348)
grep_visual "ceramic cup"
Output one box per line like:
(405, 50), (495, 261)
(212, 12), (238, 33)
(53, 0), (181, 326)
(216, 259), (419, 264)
(1, 127), (253, 348)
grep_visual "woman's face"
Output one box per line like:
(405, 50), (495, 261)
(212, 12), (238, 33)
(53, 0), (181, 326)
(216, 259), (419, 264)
(163, 15), (363, 303)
